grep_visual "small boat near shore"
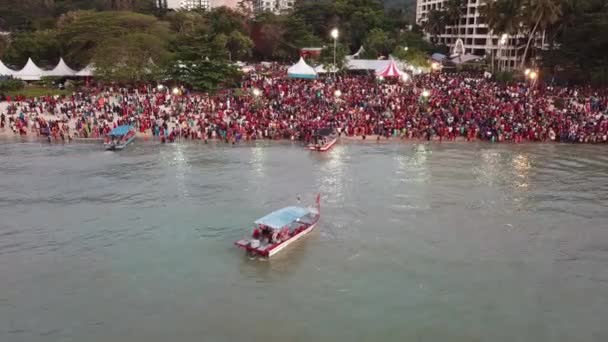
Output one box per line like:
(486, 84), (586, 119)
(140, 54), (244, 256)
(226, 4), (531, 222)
(308, 128), (338, 152)
(235, 195), (320, 258)
(104, 125), (136, 151)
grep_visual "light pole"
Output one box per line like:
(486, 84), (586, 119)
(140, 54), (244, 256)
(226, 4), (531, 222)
(527, 71), (538, 116)
(330, 28), (339, 75)
(499, 33), (508, 72)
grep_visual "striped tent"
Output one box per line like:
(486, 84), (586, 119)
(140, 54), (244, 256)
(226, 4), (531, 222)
(376, 60), (404, 78)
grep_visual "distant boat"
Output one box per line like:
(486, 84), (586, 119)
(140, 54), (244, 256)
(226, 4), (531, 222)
(235, 195), (321, 258)
(104, 125), (136, 151)
(308, 127), (338, 152)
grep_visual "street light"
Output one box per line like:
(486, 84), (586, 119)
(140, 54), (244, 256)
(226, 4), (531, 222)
(330, 28), (339, 75)
(252, 88), (261, 97)
(403, 46), (409, 52)
(172, 87), (180, 95)
(422, 90), (430, 98)
(401, 73), (410, 82)
(529, 71), (538, 80)
(157, 84), (164, 91)
(334, 89), (342, 98)
(524, 68), (531, 77)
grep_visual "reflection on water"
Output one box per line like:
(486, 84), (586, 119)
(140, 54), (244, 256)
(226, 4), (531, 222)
(0, 141), (607, 342)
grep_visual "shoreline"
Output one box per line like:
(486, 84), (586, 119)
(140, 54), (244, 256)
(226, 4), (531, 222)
(0, 130), (599, 146)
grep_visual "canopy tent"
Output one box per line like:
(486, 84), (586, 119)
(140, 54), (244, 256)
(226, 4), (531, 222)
(314, 64), (337, 74)
(0, 60), (14, 76)
(76, 64), (95, 77)
(431, 53), (447, 62)
(13, 58), (44, 81)
(254, 206), (311, 230)
(376, 60), (405, 78)
(450, 54), (483, 64)
(346, 59), (391, 73)
(287, 57), (317, 79)
(46, 58), (77, 77)
(108, 125), (132, 137)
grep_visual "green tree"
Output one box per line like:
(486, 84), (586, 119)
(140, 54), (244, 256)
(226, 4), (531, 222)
(252, 12), (288, 60)
(423, 9), (446, 44)
(2, 30), (61, 68)
(392, 46), (430, 68)
(520, 0), (562, 68)
(165, 60), (242, 93)
(93, 33), (169, 82)
(444, 0), (466, 40)
(362, 28), (394, 58)
(319, 42), (349, 70)
(57, 10), (172, 68)
(165, 10), (208, 34)
(225, 30), (253, 61)
(542, 0), (608, 84)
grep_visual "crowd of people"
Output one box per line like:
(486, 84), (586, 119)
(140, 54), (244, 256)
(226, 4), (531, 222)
(1, 69), (607, 144)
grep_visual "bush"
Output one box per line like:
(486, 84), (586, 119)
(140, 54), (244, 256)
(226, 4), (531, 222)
(0, 78), (25, 92)
(495, 71), (514, 83)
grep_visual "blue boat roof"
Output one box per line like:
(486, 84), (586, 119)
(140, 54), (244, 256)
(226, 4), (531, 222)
(254, 206), (311, 229)
(109, 125), (132, 136)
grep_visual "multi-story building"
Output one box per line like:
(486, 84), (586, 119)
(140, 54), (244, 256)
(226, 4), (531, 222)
(416, 0), (521, 69)
(156, 0), (239, 10)
(252, 0), (295, 14)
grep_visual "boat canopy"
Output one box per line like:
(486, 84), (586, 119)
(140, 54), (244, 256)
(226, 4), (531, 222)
(109, 125), (132, 136)
(254, 206), (311, 229)
(316, 128), (333, 137)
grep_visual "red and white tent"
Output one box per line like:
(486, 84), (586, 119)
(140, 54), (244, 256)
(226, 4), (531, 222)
(376, 60), (404, 78)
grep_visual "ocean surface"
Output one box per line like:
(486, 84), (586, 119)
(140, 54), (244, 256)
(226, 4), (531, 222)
(1, 140), (607, 342)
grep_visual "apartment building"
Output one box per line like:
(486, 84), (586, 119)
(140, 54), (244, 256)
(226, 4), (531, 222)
(416, 0), (521, 68)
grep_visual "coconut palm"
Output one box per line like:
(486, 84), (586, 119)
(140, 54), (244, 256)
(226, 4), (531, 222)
(479, 0), (522, 71)
(520, 0), (562, 68)
(423, 9), (446, 45)
(444, 0), (467, 41)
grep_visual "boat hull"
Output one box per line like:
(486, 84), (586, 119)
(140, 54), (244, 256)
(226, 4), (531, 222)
(104, 135), (135, 151)
(308, 137), (338, 152)
(235, 216), (319, 258)
(268, 222), (316, 257)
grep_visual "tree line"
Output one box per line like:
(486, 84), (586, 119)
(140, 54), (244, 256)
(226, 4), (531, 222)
(0, 0), (436, 91)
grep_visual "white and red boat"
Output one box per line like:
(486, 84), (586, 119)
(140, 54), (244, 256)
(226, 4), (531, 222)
(308, 128), (338, 152)
(235, 195), (320, 258)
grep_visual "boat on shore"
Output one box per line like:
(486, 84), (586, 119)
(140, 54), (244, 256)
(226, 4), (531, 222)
(104, 125), (136, 151)
(308, 128), (338, 152)
(235, 195), (321, 258)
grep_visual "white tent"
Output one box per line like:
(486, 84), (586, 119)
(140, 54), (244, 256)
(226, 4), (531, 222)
(46, 58), (77, 77)
(314, 64), (337, 74)
(76, 64), (96, 77)
(0, 60), (14, 76)
(287, 57), (317, 79)
(13, 58), (44, 81)
(346, 59), (391, 73)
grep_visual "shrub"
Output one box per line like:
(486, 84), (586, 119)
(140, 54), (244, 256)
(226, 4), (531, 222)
(0, 78), (25, 92)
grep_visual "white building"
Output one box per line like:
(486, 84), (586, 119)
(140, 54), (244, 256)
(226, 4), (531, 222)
(156, 0), (209, 10)
(416, 0), (521, 69)
(253, 0), (295, 14)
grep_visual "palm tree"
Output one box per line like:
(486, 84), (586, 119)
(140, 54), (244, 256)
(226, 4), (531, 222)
(480, 0), (523, 71)
(520, 0), (562, 69)
(423, 9), (446, 45)
(444, 0), (467, 42)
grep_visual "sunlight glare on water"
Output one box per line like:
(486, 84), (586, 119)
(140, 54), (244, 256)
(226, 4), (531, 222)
(0, 141), (607, 342)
